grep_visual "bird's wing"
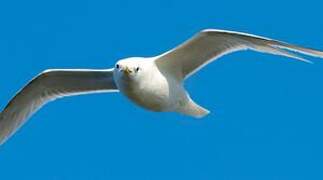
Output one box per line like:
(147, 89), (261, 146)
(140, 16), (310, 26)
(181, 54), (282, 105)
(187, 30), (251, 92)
(0, 69), (118, 145)
(155, 29), (323, 79)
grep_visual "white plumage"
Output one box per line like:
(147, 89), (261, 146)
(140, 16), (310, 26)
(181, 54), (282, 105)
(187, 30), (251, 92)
(1, 29), (323, 145)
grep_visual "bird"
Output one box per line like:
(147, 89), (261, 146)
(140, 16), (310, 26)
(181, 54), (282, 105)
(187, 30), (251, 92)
(1, 29), (323, 145)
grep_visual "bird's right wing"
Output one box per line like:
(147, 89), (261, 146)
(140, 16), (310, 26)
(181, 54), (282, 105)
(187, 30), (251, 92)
(0, 69), (118, 145)
(155, 29), (323, 79)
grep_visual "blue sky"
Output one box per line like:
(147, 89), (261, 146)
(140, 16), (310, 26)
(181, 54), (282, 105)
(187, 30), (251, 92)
(1, 0), (323, 179)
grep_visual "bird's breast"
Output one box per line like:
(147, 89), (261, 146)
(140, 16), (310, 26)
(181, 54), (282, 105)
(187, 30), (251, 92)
(117, 74), (176, 112)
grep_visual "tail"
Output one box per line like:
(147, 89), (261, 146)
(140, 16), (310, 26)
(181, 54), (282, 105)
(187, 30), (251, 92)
(178, 99), (210, 118)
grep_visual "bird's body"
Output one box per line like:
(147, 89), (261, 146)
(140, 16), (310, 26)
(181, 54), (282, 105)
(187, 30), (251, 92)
(113, 57), (204, 116)
(113, 57), (170, 111)
(1, 29), (323, 145)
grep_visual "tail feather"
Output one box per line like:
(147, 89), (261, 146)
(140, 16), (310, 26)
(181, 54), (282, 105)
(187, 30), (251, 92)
(179, 99), (210, 118)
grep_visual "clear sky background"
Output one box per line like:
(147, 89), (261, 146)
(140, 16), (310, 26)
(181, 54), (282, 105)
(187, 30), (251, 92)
(0, 0), (323, 179)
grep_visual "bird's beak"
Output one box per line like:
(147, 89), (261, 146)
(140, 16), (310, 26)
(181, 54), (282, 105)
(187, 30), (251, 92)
(124, 67), (132, 75)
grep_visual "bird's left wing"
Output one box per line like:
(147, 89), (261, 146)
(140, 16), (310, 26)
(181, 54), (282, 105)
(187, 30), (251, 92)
(0, 69), (118, 145)
(155, 29), (323, 79)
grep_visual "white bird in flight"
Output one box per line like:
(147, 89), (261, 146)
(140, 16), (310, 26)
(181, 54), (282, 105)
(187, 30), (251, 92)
(1, 29), (323, 145)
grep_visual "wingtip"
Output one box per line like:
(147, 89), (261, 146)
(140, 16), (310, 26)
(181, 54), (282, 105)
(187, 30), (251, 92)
(296, 57), (313, 64)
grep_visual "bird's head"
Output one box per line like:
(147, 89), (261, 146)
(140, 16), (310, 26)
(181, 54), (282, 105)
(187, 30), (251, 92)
(113, 57), (155, 90)
(113, 57), (145, 79)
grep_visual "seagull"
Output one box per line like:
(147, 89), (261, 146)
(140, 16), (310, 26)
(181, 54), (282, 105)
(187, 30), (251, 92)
(1, 29), (323, 145)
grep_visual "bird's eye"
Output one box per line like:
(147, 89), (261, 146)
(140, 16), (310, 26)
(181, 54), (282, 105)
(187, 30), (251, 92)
(135, 67), (140, 72)
(116, 64), (120, 69)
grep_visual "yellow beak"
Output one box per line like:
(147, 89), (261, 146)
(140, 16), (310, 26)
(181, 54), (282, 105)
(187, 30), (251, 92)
(124, 67), (132, 75)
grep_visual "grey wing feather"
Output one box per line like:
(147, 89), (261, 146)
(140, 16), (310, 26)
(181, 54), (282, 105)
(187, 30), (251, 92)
(155, 29), (323, 79)
(0, 69), (118, 145)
